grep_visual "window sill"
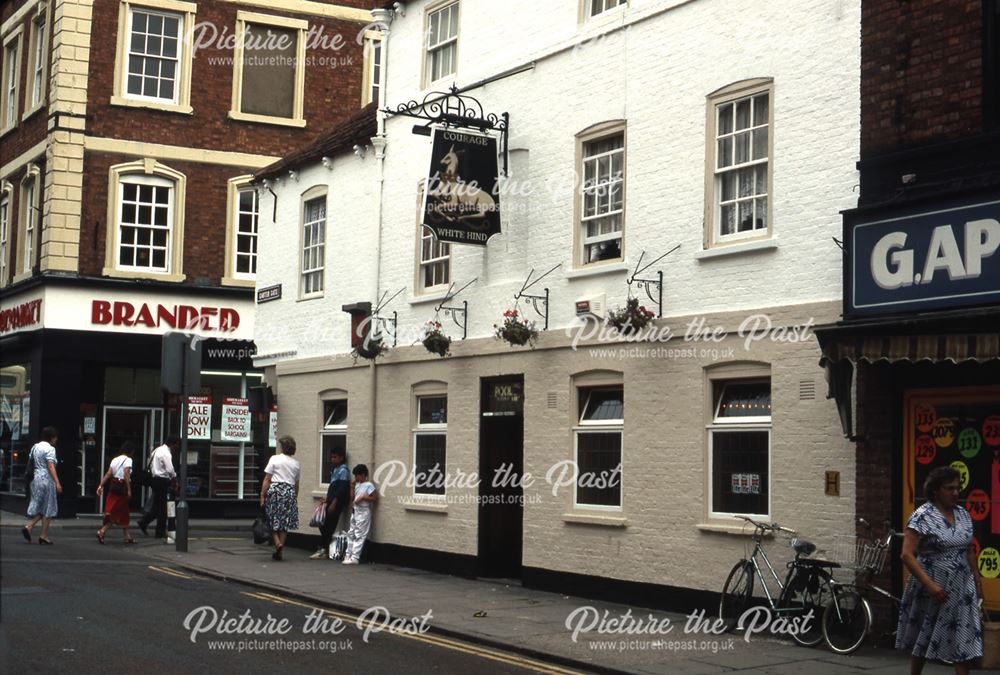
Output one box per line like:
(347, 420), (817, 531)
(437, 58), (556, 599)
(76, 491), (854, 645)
(21, 103), (44, 123)
(221, 276), (256, 288)
(11, 271), (35, 285)
(110, 96), (193, 115)
(565, 261), (630, 279)
(402, 500), (448, 514)
(297, 293), (325, 302)
(694, 238), (778, 261)
(229, 110), (306, 128)
(102, 268), (186, 283)
(696, 522), (773, 536)
(408, 290), (451, 306)
(562, 512), (627, 527)
(0, 123), (18, 139)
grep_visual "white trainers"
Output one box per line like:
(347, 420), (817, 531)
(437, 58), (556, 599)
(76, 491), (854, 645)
(342, 558), (358, 565)
(309, 548), (327, 560)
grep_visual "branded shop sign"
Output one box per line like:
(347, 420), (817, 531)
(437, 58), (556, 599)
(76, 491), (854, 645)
(421, 128), (502, 246)
(849, 199), (1000, 315)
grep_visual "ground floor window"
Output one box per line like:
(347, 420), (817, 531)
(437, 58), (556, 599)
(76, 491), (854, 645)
(708, 379), (771, 518)
(0, 362), (31, 494)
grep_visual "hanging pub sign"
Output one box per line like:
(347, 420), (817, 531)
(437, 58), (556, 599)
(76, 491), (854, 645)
(422, 128), (501, 246)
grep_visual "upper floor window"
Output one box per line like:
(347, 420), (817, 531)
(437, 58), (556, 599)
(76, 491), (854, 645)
(1, 29), (22, 133)
(425, 1), (459, 86)
(224, 177), (258, 285)
(578, 125), (625, 266)
(589, 0), (627, 18)
(0, 186), (10, 286)
(113, 0), (195, 114)
(25, 12), (48, 113)
(708, 378), (772, 518)
(362, 36), (382, 106)
(301, 193), (326, 297)
(103, 160), (187, 282)
(574, 385), (623, 508)
(419, 225), (450, 292)
(230, 12), (308, 127)
(705, 80), (773, 247)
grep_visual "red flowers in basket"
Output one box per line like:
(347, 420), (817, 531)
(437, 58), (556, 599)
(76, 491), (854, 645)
(494, 309), (538, 347)
(607, 297), (656, 336)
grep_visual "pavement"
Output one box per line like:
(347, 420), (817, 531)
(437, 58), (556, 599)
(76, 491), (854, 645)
(1, 510), (955, 674)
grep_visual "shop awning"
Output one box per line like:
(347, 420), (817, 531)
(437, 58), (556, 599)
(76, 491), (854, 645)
(814, 311), (1000, 440)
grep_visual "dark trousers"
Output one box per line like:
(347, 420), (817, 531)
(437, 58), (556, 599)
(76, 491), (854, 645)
(319, 504), (345, 550)
(139, 477), (171, 537)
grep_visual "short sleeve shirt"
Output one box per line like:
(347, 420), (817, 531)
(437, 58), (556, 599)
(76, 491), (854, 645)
(265, 454), (301, 484)
(111, 455), (133, 479)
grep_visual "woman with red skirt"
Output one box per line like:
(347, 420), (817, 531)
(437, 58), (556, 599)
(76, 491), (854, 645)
(96, 441), (136, 544)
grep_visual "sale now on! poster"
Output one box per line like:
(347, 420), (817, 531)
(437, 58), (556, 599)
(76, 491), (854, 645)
(186, 396), (212, 440)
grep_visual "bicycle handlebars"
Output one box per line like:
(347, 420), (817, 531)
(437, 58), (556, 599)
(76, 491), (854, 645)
(736, 515), (796, 535)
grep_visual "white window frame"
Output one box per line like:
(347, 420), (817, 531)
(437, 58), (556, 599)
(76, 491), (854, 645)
(423, 0), (459, 87)
(412, 393), (447, 499)
(223, 175), (258, 286)
(319, 396), (348, 486)
(704, 79), (774, 248)
(587, 0), (627, 19)
(575, 122), (626, 267)
(229, 11), (308, 128)
(0, 182), (11, 286)
(115, 174), (174, 273)
(103, 159), (187, 282)
(361, 33), (382, 106)
(23, 8), (48, 118)
(1, 26), (23, 135)
(13, 165), (40, 284)
(707, 377), (772, 520)
(300, 188), (326, 298)
(418, 225), (450, 293)
(573, 385), (623, 510)
(111, 0), (195, 115)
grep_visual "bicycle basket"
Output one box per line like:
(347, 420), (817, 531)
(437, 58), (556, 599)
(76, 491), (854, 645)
(822, 536), (888, 573)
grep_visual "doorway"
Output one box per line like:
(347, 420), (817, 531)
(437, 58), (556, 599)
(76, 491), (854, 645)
(478, 376), (524, 579)
(101, 406), (163, 511)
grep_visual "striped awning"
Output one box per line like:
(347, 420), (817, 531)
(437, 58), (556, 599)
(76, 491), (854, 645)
(819, 333), (1000, 366)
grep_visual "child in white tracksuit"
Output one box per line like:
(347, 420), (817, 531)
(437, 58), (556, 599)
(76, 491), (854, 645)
(343, 464), (377, 564)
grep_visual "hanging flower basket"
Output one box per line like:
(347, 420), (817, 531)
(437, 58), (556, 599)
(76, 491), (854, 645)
(352, 336), (388, 361)
(607, 297), (656, 335)
(494, 309), (538, 347)
(422, 320), (452, 357)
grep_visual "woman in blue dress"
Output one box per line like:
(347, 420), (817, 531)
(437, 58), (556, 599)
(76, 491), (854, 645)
(896, 466), (984, 674)
(22, 426), (63, 545)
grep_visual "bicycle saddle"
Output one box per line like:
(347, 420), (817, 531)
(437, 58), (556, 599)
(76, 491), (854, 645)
(792, 538), (816, 556)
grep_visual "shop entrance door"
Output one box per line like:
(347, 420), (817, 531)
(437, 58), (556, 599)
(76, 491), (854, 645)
(478, 376), (524, 579)
(101, 406), (163, 511)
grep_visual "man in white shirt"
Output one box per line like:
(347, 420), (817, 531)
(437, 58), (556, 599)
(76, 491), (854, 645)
(138, 436), (179, 538)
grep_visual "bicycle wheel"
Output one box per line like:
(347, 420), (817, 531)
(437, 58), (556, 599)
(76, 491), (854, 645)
(822, 586), (872, 654)
(783, 568), (829, 647)
(720, 561), (754, 632)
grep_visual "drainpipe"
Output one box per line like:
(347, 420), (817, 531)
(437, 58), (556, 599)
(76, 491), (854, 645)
(368, 8), (393, 470)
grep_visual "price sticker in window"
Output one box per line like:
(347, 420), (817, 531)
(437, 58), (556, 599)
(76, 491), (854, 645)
(958, 428), (982, 459)
(984, 415), (1000, 447)
(915, 436), (936, 465)
(933, 418), (955, 448)
(949, 461), (970, 491)
(915, 404), (937, 433)
(966, 489), (991, 522)
(978, 548), (1000, 579)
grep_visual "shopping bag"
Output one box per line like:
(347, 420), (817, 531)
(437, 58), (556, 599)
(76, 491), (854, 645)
(980, 610), (1000, 670)
(308, 503), (326, 528)
(328, 532), (348, 560)
(253, 510), (273, 545)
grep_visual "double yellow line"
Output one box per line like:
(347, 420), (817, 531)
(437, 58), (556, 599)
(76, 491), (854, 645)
(241, 591), (584, 675)
(148, 565), (194, 580)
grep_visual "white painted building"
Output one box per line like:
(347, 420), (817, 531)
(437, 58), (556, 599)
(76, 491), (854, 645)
(254, 0), (861, 608)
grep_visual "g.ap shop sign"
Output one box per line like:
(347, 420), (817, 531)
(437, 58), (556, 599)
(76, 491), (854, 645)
(422, 128), (502, 246)
(221, 397), (250, 442)
(849, 198), (1000, 315)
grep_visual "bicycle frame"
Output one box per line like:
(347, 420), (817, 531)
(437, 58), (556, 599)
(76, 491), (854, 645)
(746, 532), (831, 613)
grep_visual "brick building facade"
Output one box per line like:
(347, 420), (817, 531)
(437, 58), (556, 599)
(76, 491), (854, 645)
(817, 0), (1000, 629)
(0, 0), (380, 517)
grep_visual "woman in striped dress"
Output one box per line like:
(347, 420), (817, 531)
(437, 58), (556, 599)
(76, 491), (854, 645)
(22, 427), (62, 545)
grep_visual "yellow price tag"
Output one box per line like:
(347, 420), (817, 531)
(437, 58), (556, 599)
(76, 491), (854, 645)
(949, 461), (970, 491)
(979, 548), (1000, 579)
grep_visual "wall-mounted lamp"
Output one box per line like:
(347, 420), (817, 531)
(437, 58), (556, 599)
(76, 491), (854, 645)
(288, 170), (298, 182)
(353, 144), (367, 159)
(321, 156), (333, 170)
(393, 2), (406, 17)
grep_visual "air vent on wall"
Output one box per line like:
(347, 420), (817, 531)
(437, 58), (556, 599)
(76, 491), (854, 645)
(799, 380), (816, 400)
(547, 392), (558, 409)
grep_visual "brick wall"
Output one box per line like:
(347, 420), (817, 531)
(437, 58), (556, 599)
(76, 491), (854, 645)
(861, 0), (984, 157)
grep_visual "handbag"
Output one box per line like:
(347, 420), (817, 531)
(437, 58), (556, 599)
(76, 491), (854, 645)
(252, 509), (273, 545)
(308, 502), (327, 528)
(140, 450), (154, 487)
(981, 609), (1000, 670)
(109, 477), (128, 496)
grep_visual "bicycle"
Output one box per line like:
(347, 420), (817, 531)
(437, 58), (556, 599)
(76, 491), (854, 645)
(719, 516), (842, 647)
(820, 519), (901, 654)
